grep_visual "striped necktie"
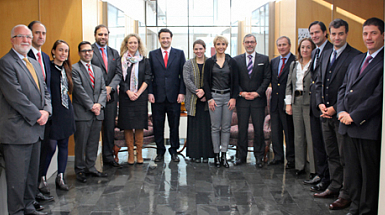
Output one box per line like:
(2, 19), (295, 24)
(86, 63), (95, 88)
(247, 55), (253, 78)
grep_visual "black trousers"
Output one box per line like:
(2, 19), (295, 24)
(152, 100), (181, 155)
(344, 135), (380, 215)
(270, 108), (295, 162)
(310, 114), (329, 183)
(236, 105), (265, 161)
(102, 95), (118, 163)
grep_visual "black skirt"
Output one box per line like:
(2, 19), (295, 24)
(118, 91), (148, 130)
(186, 100), (214, 159)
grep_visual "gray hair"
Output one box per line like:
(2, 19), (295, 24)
(276, 36), (291, 45)
(11, 24), (31, 38)
(243, 34), (257, 43)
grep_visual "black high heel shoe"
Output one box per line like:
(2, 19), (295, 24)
(221, 152), (229, 168)
(214, 153), (221, 168)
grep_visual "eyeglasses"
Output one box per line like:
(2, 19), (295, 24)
(244, 41), (256, 44)
(80, 49), (93, 53)
(12, 34), (33, 40)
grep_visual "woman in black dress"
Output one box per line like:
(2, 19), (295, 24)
(40, 40), (75, 190)
(118, 34), (151, 164)
(183, 39), (214, 163)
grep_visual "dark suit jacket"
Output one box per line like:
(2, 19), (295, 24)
(72, 62), (107, 121)
(91, 44), (122, 91)
(315, 43), (361, 114)
(28, 50), (51, 93)
(234, 52), (271, 107)
(270, 53), (295, 112)
(309, 41), (333, 117)
(148, 47), (186, 103)
(0, 49), (52, 144)
(338, 49), (384, 140)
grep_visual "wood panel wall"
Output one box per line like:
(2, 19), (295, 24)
(274, 0), (297, 58)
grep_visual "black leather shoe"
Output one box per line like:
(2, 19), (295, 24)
(303, 175), (321, 185)
(221, 152), (229, 168)
(310, 181), (329, 192)
(234, 158), (246, 165)
(214, 153), (221, 168)
(87, 171), (108, 177)
(286, 161), (295, 169)
(104, 160), (121, 167)
(295, 169), (306, 176)
(35, 192), (54, 202)
(256, 160), (263, 168)
(33, 201), (44, 211)
(76, 172), (87, 183)
(268, 159), (283, 166)
(25, 211), (48, 215)
(171, 154), (180, 162)
(154, 154), (164, 162)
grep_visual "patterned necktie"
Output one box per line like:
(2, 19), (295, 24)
(59, 66), (69, 109)
(279, 58), (286, 77)
(86, 63), (95, 88)
(164, 51), (168, 68)
(100, 47), (108, 73)
(330, 50), (337, 67)
(360, 55), (373, 75)
(23, 58), (40, 90)
(36, 52), (45, 80)
(314, 48), (320, 69)
(247, 55), (253, 78)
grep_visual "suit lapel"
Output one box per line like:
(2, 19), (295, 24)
(167, 48), (176, 69)
(155, 49), (166, 69)
(356, 50), (384, 82)
(320, 48), (332, 82)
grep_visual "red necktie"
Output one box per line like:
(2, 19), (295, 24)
(279, 57), (286, 77)
(100, 48), (108, 73)
(36, 52), (45, 80)
(359, 55), (373, 75)
(164, 51), (168, 68)
(87, 63), (95, 88)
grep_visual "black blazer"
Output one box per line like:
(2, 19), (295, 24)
(148, 47), (186, 103)
(91, 43), (122, 91)
(270, 53), (295, 112)
(49, 62), (75, 140)
(203, 54), (239, 101)
(338, 49), (383, 140)
(315, 43), (361, 114)
(28, 50), (51, 94)
(234, 52), (271, 108)
(309, 41), (333, 117)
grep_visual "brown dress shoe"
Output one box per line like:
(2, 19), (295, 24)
(313, 189), (338, 198)
(329, 198), (351, 210)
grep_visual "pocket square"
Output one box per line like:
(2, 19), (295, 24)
(258, 63), (264, 66)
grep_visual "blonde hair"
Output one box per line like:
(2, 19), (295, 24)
(213, 35), (229, 46)
(120, 33), (146, 57)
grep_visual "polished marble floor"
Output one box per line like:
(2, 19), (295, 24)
(41, 145), (350, 215)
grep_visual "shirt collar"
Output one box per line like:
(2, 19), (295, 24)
(333, 42), (348, 57)
(12, 48), (27, 60)
(95, 43), (107, 50)
(280, 52), (291, 60)
(245, 52), (255, 58)
(161, 47), (171, 54)
(80, 60), (92, 69)
(317, 40), (328, 53)
(31, 46), (41, 56)
(367, 46), (384, 59)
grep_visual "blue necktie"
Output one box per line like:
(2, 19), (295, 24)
(330, 50), (337, 67)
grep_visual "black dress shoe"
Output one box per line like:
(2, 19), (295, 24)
(234, 158), (246, 165)
(295, 169), (306, 176)
(303, 175), (321, 185)
(104, 160), (121, 167)
(33, 201), (44, 211)
(87, 171), (108, 177)
(154, 154), (164, 162)
(76, 172), (87, 183)
(214, 153), (221, 168)
(35, 192), (54, 202)
(286, 161), (295, 169)
(171, 154), (180, 162)
(310, 181), (329, 192)
(256, 160), (263, 168)
(268, 159), (283, 166)
(25, 211), (48, 215)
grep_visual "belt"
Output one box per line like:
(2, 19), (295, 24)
(212, 89), (230, 94)
(295, 90), (304, 97)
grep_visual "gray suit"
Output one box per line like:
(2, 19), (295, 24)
(285, 60), (315, 172)
(0, 49), (51, 215)
(72, 61), (106, 174)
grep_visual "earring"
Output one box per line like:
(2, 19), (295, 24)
(53, 55), (55, 59)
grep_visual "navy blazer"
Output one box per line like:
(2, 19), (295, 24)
(148, 47), (186, 103)
(28, 50), (51, 94)
(337, 49), (384, 140)
(315, 43), (361, 114)
(270, 53), (295, 112)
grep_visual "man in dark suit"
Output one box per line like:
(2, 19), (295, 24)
(233, 34), (271, 168)
(269, 36), (295, 168)
(306, 21), (333, 191)
(313, 19), (361, 211)
(72, 41), (107, 183)
(27, 21), (54, 207)
(91, 25), (122, 168)
(148, 28), (186, 162)
(338, 17), (384, 215)
(0, 24), (51, 215)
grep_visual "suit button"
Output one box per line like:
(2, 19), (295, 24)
(329, 71), (332, 73)
(350, 90), (353, 92)
(326, 87), (328, 89)
(276, 93), (278, 95)
(312, 81), (315, 84)
(327, 102), (329, 104)
(278, 84), (280, 86)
